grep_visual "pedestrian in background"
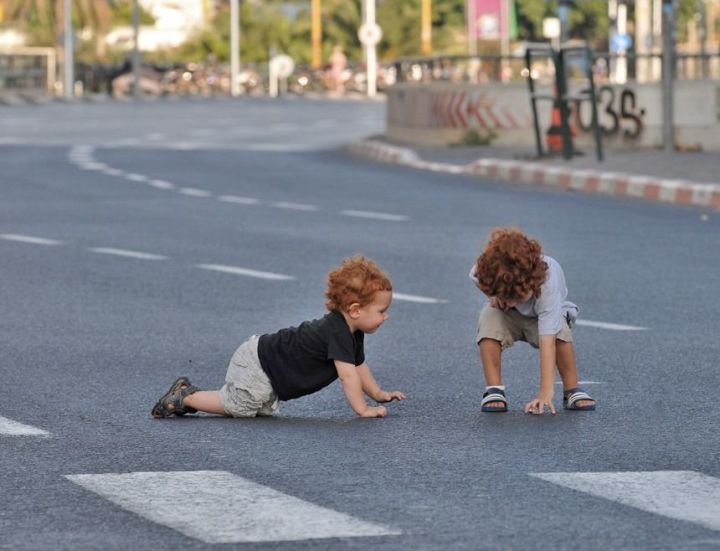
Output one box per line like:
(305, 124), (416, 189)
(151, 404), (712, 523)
(152, 255), (405, 419)
(329, 45), (347, 94)
(470, 228), (596, 414)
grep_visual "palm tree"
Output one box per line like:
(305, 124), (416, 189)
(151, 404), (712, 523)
(2, 0), (113, 58)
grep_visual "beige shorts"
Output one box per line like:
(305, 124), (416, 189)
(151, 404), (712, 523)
(219, 336), (280, 418)
(475, 304), (573, 349)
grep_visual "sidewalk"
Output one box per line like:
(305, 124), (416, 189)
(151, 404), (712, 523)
(348, 138), (720, 211)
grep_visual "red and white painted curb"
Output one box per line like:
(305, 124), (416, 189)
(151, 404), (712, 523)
(349, 139), (720, 211)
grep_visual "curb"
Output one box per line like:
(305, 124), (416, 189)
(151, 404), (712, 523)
(348, 139), (720, 211)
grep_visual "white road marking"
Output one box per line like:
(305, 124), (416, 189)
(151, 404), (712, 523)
(65, 471), (400, 543)
(271, 201), (318, 211)
(554, 381), (604, 385)
(78, 162), (107, 171)
(179, 187), (212, 198)
(196, 264), (295, 281)
(393, 293), (448, 304)
(0, 415), (50, 436)
(340, 210), (409, 222)
(530, 471), (720, 532)
(218, 195), (260, 205)
(243, 143), (319, 152)
(575, 320), (648, 331)
(0, 234), (63, 246)
(89, 248), (167, 260)
(102, 168), (124, 177)
(148, 179), (175, 190)
(125, 173), (148, 183)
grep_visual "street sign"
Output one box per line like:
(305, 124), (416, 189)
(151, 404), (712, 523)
(611, 32), (632, 53)
(358, 23), (382, 46)
(270, 55), (295, 79)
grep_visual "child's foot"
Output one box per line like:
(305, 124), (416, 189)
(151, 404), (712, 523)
(151, 377), (200, 418)
(481, 387), (508, 412)
(563, 387), (596, 411)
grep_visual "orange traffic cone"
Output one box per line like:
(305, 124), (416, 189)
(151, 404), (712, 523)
(545, 100), (564, 154)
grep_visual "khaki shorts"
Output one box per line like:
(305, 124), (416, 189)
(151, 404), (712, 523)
(219, 336), (280, 418)
(475, 304), (573, 350)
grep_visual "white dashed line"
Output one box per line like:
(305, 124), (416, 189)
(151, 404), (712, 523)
(554, 381), (604, 385)
(0, 415), (50, 436)
(179, 188), (212, 198)
(125, 173), (149, 183)
(340, 210), (409, 222)
(148, 179), (175, 190)
(271, 201), (319, 211)
(531, 471), (720, 532)
(102, 168), (124, 177)
(0, 234), (63, 246)
(196, 264), (295, 281)
(89, 248), (167, 260)
(218, 195), (260, 205)
(575, 320), (648, 331)
(66, 471), (401, 543)
(78, 162), (108, 171)
(393, 293), (448, 304)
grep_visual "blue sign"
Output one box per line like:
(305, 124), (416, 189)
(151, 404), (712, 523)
(611, 33), (632, 52)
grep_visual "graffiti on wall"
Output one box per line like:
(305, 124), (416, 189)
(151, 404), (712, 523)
(571, 86), (646, 139)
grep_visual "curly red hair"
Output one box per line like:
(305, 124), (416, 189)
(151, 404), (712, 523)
(325, 255), (392, 312)
(474, 228), (548, 300)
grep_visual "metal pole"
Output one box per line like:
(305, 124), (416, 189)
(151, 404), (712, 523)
(616, 1), (628, 83)
(661, 0), (675, 152)
(311, 0), (322, 69)
(132, 0), (141, 99)
(500, 0), (510, 81)
(558, 0), (570, 43)
(230, 0), (240, 97)
(63, 0), (73, 98)
(466, 0), (477, 56)
(363, 0), (377, 98)
(421, 0), (432, 56)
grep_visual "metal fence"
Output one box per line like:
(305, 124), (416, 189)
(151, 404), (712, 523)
(393, 50), (720, 85)
(0, 48), (55, 94)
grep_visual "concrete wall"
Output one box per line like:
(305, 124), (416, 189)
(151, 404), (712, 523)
(387, 80), (720, 151)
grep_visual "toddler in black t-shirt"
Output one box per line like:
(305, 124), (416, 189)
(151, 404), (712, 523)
(151, 255), (405, 419)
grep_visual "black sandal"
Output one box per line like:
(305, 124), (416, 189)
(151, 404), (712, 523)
(151, 377), (201, 418)
(481, 387), (508, 412)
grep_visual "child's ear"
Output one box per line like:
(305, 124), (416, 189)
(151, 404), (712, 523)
(346, 302), (361, 318)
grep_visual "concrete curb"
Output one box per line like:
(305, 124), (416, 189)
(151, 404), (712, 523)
(349, 139), (720, 211)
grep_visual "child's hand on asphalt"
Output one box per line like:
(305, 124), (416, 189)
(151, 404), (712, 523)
(361, 405), (388, 418)
(375, 390), (406, 403)
(524, 393), (556, 415)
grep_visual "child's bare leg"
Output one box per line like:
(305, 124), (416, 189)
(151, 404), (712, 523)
(479, 338), (505, 408)
(183, 391), (227, 416)
(555, 340), (594, 407)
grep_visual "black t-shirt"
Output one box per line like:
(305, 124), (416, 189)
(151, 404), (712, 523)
(257, 311), (365, 401)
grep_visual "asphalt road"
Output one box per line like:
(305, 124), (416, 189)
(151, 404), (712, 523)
(1, 97), (719, 550)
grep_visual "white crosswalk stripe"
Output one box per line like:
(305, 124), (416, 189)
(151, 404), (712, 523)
(531, 471), (720, 532)
(196, 263), (295, 281)
(575, 320), (648, 331)
(393, 292), (448, 304)
(340, 209), (409, 222)
(1, 234), (63, 246)
(66, 471), (401, 543)
(0, 415), (50, 436)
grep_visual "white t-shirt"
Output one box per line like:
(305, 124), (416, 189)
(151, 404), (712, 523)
(469, 255), (578, 336)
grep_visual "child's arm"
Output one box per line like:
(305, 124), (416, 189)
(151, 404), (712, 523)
(356, 363), (406, 403)
(335, 360), (387, 417)
(524, 335), (557, 414)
